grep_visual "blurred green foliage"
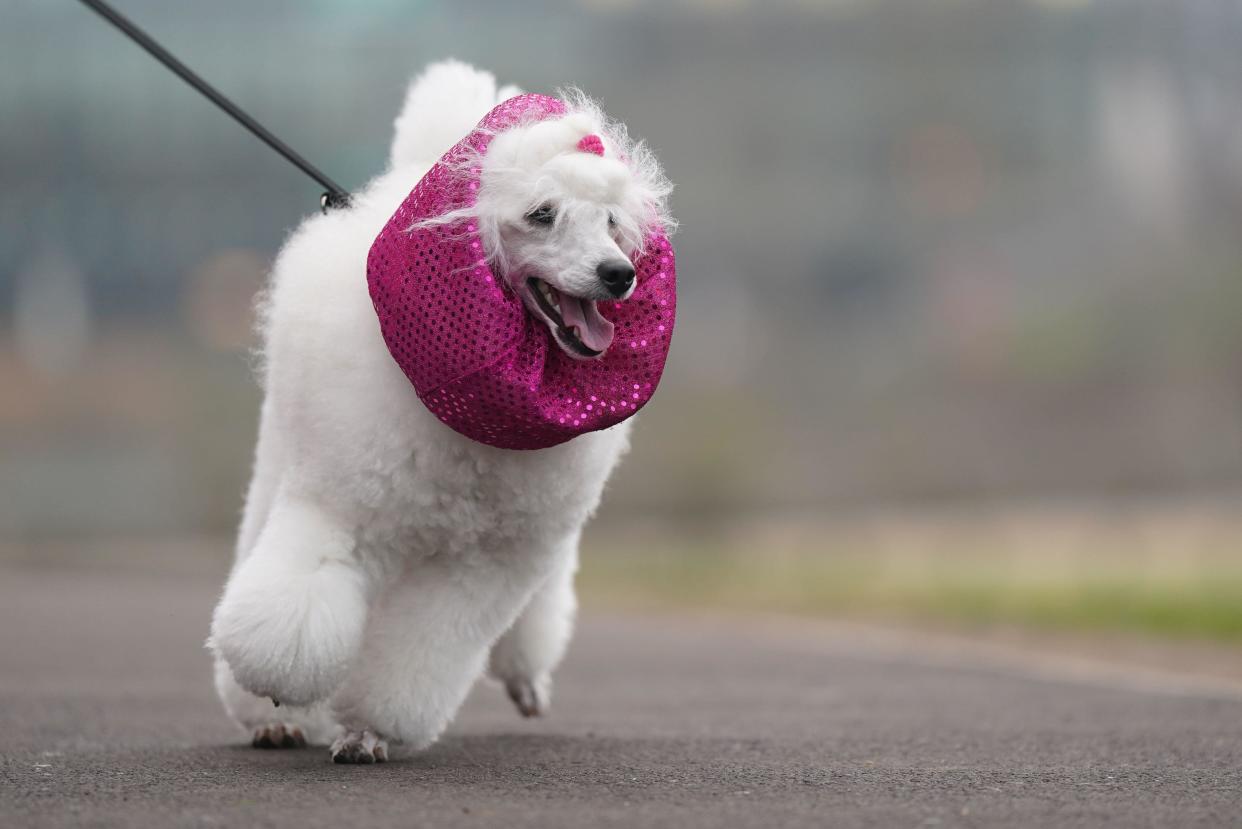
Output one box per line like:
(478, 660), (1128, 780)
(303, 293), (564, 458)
(580, 505), (1242, 641)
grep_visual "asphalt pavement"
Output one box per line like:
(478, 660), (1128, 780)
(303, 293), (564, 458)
(2, 548), (1240, 828)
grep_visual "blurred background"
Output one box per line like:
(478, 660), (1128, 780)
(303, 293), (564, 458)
(3, 0), (1241, 650)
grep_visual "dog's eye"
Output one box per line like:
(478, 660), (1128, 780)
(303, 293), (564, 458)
(525, 204), (557, 227)
(607, 214), (618, 229)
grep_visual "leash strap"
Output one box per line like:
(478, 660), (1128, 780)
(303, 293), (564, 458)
(77, 0), (352, 211)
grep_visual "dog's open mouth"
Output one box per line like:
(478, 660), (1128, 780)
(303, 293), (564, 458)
(525, 277), (615, 358)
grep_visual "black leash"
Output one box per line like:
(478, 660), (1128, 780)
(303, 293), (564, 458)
(77, 0), (352, 212)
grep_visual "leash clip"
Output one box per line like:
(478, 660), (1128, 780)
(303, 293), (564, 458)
(321, 191), (351, 213)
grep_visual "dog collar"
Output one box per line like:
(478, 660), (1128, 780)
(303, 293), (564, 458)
(367, 94), (676, 450)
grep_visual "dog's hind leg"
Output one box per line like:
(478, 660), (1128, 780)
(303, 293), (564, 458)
(209, 488), (371, 708)
(328, 545), (562, 763)
(487, 535), (579, 718)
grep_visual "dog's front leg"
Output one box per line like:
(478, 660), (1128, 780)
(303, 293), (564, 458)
(209, 489), (370, 708)
(213, 653), (342, 749)
(328, 548), (558, 763)
(487, 535), (579, 718)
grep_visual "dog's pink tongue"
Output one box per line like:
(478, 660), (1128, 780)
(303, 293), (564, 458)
(559, 296), (615, 353)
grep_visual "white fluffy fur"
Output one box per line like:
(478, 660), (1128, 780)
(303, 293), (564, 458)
(209, 61), (670, 763)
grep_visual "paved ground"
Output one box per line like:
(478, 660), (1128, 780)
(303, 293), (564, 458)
(2, 552), (1241, 828)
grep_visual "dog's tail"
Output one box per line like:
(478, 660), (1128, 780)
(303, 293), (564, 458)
(390, 60), (521, 170)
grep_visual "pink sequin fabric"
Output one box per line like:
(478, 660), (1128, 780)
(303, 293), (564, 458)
(367, 94), (676, 450)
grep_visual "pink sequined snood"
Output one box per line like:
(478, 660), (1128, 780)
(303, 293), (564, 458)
(367, 94), (676, 450)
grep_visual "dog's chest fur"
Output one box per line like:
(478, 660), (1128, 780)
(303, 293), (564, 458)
(350, 411), (630, 568)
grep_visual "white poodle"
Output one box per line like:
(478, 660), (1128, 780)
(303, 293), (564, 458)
(208, 61), (674, 763)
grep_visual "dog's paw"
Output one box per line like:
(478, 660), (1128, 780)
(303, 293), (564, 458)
(251, 722), (307, 749)
(505, 675), (550, 718)
(330, 729), (388, 764)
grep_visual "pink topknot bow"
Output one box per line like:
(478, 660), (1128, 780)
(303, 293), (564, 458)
(577, 134), (605, 157)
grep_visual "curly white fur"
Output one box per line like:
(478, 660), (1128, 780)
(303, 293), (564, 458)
(208, 61), (665, 763)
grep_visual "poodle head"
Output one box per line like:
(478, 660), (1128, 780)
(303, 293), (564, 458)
(469, 93), (675, 359)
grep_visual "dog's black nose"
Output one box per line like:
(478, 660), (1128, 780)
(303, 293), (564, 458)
(597, 260), (636, 297)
